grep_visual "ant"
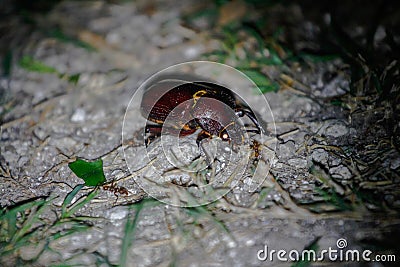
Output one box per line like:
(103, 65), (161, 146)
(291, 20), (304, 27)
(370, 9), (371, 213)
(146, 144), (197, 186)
(102, 181), (128, 203)
(250, 140), (262, 161)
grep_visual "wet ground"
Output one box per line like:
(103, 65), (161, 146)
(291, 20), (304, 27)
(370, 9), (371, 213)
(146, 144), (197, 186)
(1, 1), (399, 266)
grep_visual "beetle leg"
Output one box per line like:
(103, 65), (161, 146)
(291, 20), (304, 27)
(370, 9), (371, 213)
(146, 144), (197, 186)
(196, 130), (212, 146)
(145, 123), (198, 146)
(177, 119), (198, 136)
(246, 129), (261, 133)
(179, 128), (197, 137)
(145, 124), (163, 134)
(236, 109), (265, 134)
(144, 124), (163, 146)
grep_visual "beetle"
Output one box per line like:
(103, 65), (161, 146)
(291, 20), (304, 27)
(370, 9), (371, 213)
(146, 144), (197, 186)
(140, 81), (264, 146)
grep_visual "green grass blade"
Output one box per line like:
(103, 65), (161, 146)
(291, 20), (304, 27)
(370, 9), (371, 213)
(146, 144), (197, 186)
(11, 197), (54, 243)
(2, 50), (12, 77)
(67, 73), (80, 85)
(0, 198), (46, 240)
(119, 203), (143, 267)
(62, 184), (84, 217)
(51, 224), (91, 241)
(315, 187), (353, 212)
(62, 189), (99, 218)
(120, 198), (161, 267)
(19, 56), (58, 74)
(48, 28), (96, 52)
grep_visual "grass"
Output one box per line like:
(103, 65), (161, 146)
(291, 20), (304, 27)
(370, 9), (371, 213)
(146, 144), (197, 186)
(314, 187), (353, 212)
(193, 11), (284, 93)
(193, 0), (399, 128)
(118, 197), (234, 267)
(46, 27), (96, 52)
(18, 56), (81, 85)
(61, 186), (99, 219)
(0, 186), (99, 265)
(307, 160), (392, 213)
(195, 0), (399, 153)
(1, 28), (87, 121)
(1, 15), (95, 88)
(0, 179), (234, 266)
(188, 1), (344, 94)
(119, 198), (161, 267)
(0, 197), (49, 258)
(307, 163), (354, 213)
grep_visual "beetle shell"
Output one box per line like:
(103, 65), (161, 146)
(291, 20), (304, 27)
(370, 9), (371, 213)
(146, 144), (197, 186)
(141, 81), (194, 126)
(192, 96), (243, 142)
(141, 81), (257, 144)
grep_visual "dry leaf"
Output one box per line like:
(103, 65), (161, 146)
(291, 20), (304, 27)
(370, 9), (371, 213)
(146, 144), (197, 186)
(217, 0), (247, 26)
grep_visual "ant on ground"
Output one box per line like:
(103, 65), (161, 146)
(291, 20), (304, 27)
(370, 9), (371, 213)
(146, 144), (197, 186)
(102, 181), (128, 204)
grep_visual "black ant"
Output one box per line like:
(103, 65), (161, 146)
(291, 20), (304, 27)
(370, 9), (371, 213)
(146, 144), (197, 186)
(102, 181), (128, 203)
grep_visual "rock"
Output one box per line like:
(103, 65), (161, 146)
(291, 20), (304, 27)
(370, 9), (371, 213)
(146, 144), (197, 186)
(70, 108), (86, 122)
(329, 165), (352, 180)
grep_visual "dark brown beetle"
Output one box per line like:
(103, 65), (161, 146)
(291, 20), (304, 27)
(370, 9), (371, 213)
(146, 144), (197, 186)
(140, 81), (264, 146)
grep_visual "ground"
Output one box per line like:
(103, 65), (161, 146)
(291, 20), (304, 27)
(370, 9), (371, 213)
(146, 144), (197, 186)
(0, 1), (399, 266)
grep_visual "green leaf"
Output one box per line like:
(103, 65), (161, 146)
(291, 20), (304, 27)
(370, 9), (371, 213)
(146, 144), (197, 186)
(19, 56), (58, 74)
(240, 69), (280, 93)
(68, 159), (106, 186)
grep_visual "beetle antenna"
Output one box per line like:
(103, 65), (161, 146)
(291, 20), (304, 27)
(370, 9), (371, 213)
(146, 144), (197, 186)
(219, 121), (235, 135)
